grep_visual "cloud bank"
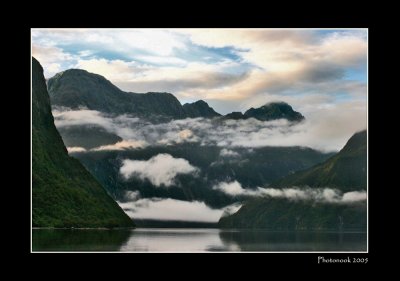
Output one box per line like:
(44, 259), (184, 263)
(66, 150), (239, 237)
(213, 181), (366, 203)
(220, 148), (240, 157)
(66, 146), (87, 153)
(120, 154), (199, 187)
(91, 140), (147, 151)
(53, 107), (365, 151)
(117, 197), (241, 222)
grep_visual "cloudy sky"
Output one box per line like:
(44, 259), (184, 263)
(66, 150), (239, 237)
(33, 28), (367, 149)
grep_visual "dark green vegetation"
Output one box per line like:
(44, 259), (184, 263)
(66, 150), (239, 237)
(218, 131), (367, 230)
(273, 130), (367, 191)
(218, 198), (366, 230)
(32, 229), (131, 251)
(32, 57), (134, 228)
(75, 144), (332, 208)
(183, 100), (221, 118)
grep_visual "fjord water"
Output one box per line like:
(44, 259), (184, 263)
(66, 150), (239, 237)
(32, 228), (366, 252)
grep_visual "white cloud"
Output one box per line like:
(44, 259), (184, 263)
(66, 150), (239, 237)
(213, 181), (367, 204)
(124, 190), (141, 201)
(66, 146), (87, 153)
(179, 129), (194, 139)
(75, 59), (142, 82)
(117, 198), (238, 222)
(53, 108), (114, 130)
(32, 44), (75, 77)
(220, 148), (240, 157)
(113, 61), (249, 96)
(33, 29), (186, 58)
(260, 187), (367, 203)
(180, 29), (367, 70)
(135, 55), (187, 66)
(213, 181), (268, 197)
(342, 191), (367, 202)
(91, 140), (147, 151)
(120, 154), (199, 187)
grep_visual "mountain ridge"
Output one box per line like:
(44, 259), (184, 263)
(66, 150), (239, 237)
(48, 69), (304, 123)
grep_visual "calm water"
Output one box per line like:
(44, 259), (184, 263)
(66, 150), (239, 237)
(32, 228), (367, 252)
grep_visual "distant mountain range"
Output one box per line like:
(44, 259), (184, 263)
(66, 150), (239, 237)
(48, 68), (304, 123)
(218, 130), (367, 230)
(32, 57), (134, 228)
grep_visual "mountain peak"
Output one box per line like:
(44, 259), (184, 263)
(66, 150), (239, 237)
(47, 69), (187, 118)
(244, 101), (305, 122)
(182, 100), (221, 118)
(272, 129), (367, 190)
(222, 101), (305, 122)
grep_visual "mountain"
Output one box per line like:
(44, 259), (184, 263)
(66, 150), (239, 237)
(48, 69), (216, 119)
(183, 100), (221, 118)
(48, 69), (305, 124)
(218, 130), (367, 229)
(222, 102), (305, 122)
(218, 197), (366, 230)
(244, 102), (304, 122)
(272, 130), (367, 191)
(32, 57), (134, 228)
(223, 112), (246, 120)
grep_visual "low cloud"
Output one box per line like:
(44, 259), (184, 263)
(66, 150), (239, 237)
(119, 154), (199, 187)
(117, 198), (240, 222)
(213, 181), (367, 204)
(213, 181), (268, 197)
(66, 146), (87, 153)
(91, 140), (147, 151)
(220, 202), (242, 218)
(220, 148), (240, 157)
(342, 191), (367, 202)
(53, 108), (114, 130)
(124, 190), (141, 201)
(53, 104), (365, 152)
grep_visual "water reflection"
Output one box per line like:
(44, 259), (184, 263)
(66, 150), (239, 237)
(119, 228), (239, 251)
(32, 229), (131, 251)
(218, 230), (367, 251)
(32, 228), (366, 252)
